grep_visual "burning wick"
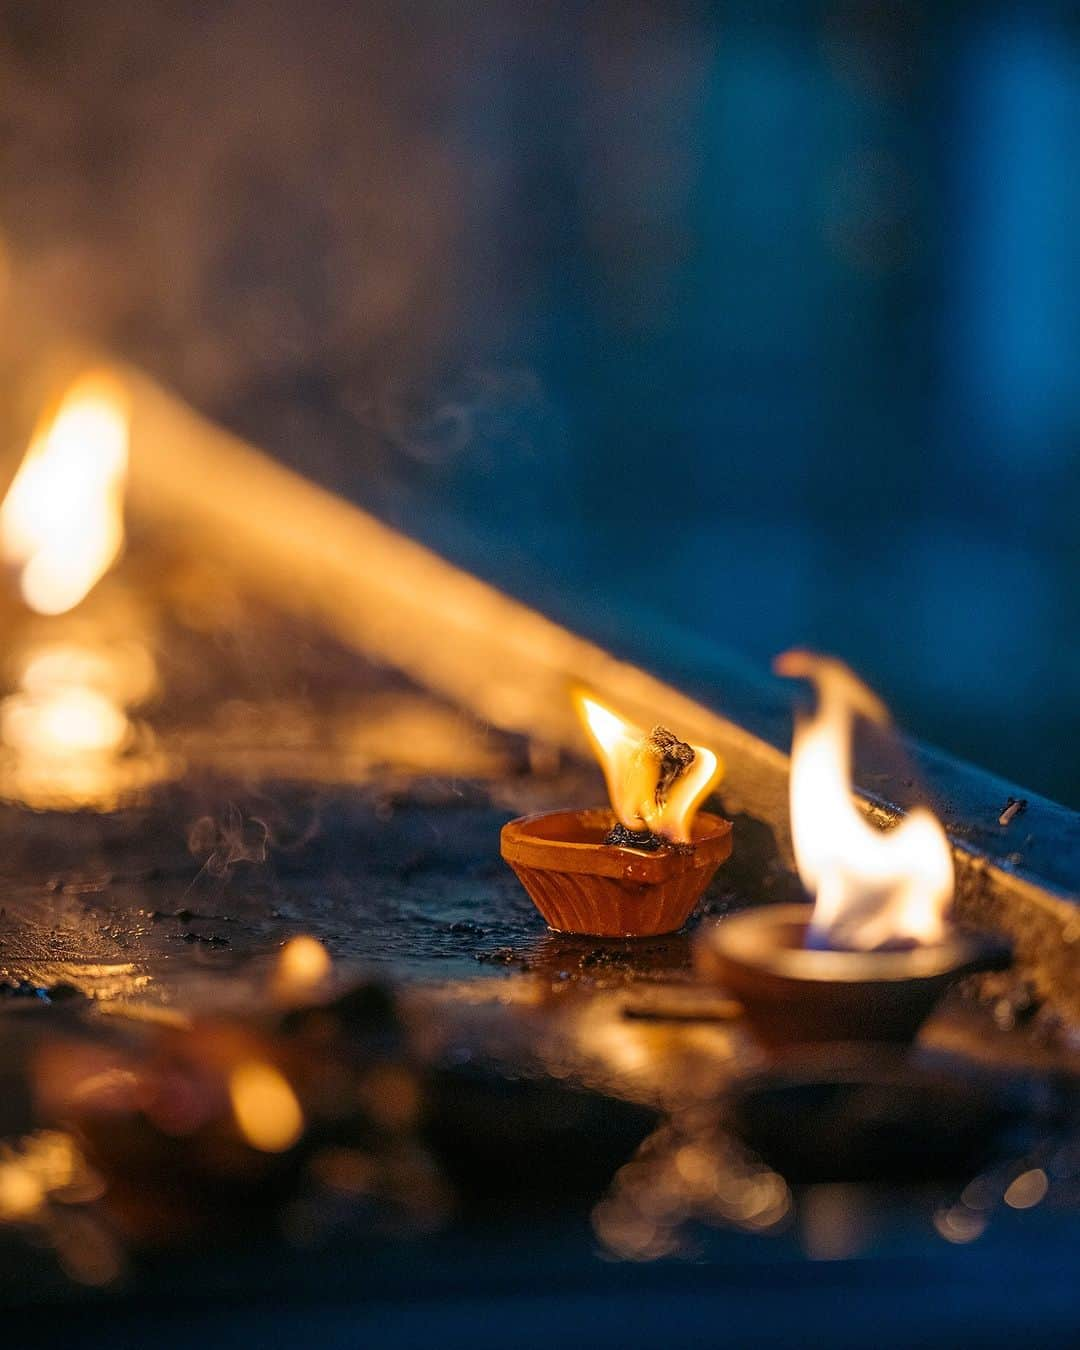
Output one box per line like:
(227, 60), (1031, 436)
(775, 651), (954, 952)
(605, 726), (697, 850)
(574, 693), (720, 846)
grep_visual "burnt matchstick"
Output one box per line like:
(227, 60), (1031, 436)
(998, 797), (1027, 828)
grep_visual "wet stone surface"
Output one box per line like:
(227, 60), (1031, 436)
(0, 767), (1075, 1335)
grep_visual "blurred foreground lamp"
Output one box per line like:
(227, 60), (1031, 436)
(501, 692), (730, 937)
(697, 653), (1010, 1044)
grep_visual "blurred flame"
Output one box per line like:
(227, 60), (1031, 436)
(0, 640), (161, 809)
(2, 643), (132, 788)
(228, 1061), (304, 1153)
(0, 1130), (117, 1284)
(3, 682), (127, 758)
(0, 1131), (98, 1223)
(1004, 1169), (1048, 1210)
(776, 651), (953, 950)
(1, 371), (129, 614)
(20, 639), (157, 705)
(574, 691), (720, 843)
(0, 1161), (44, 1221)
(272, 935), (331, 1004)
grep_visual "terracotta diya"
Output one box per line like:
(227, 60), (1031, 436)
(696, 652), (1013, 1045)
(502, 807), (732, 938)
(696, 903), (1011, 1045)
(501, 694), (730, 937)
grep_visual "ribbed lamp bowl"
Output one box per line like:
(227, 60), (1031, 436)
(501, 808), (732, 938)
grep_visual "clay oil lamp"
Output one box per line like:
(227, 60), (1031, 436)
(696, 653), (1010, 1045)
(501, 693), (730, 937)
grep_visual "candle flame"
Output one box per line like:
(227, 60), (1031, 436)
(2, 371), (129, 614)
(228, 1061), (304, 1153)
(0, 640), (161, 810)
(574, 691), (720, 843)
(272, 935), (331, 1004)
(775, 650), (954, 950)
(2, 682), (128, 758)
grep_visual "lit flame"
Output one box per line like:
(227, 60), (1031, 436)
(775, 650), (954, 950)
(3, 683), (127, 758)
(2, 646), (131, 763)
(271, 935), (331, 1004)
(0, 640), (161, 809)
(1, 371), (129, 614)
(228, 1061), (304, 1153)
(574, 691), (721, 843)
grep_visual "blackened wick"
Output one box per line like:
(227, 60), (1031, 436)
(604, 726), (696, 850)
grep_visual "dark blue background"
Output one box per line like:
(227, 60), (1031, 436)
(2, 0), (1076, 804)
(411, 1), (1080, 808)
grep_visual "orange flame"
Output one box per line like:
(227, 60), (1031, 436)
(0, 640), (162, 809)
(271, 935), (331, 1004)
(2, 371), (129, 614)
(228, 1061), (304, 1153)
(775, 651), (954, 950)
(574, 691), (721, 844)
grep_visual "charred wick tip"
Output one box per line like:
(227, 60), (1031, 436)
(648, 726), (695, 766)
(603, 822), (693, 854)
(646, 725), (695, 807)
(603, 823), (667, 851)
